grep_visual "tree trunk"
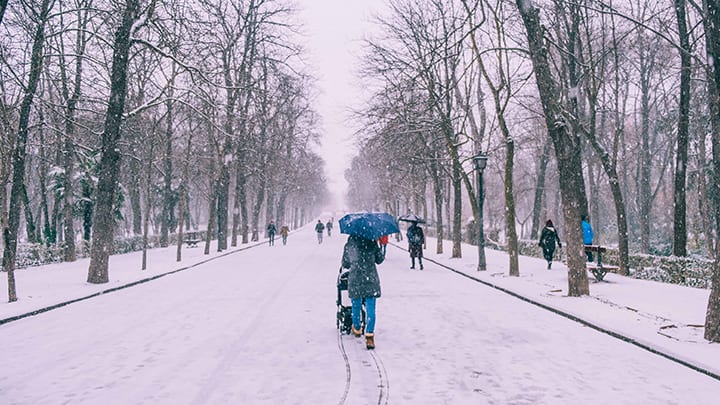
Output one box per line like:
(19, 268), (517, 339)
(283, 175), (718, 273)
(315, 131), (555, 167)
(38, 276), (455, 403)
(515, 0), (589, 296)
(502, 124), (519, 277)
(59, 3), (91, 261)
(37, 118), (53, 245)
(638, 46), (653, 254)
(141, 144), (155, 271)
(2, 0), (52, 301)
(451, 158), (462, 258)
(251, 180), (266, 242)
(160, 92), (174, 247)
(205, 154), (219, 255)
(176, 134), (192, 262)
(702, 0), (720, 342)
(129, 157), (142, 235)
(265, 186), (275, 230)
(0, 0), (7, 26)
(87, 0), (141, 284)
(81, 179), (93, 241)
(231, 155), (244, 247)
(429, 151), (444, 254)
(21, 183), (37, 243)
(673, 0), (691, 257)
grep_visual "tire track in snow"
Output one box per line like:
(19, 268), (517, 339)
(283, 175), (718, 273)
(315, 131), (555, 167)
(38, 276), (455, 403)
(336, 331), (389, 405)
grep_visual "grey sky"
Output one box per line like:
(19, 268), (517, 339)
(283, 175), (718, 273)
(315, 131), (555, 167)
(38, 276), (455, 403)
(298, 1), (385, 210)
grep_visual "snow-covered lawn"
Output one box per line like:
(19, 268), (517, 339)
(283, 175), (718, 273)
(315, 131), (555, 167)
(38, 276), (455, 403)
(1, 227), (719, 404)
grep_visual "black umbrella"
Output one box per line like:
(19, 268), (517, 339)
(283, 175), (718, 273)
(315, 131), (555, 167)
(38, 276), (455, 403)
(398, 213), (425, 223)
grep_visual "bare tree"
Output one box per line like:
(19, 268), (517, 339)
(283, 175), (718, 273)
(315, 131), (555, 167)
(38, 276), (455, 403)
(54, 0), (94, 261)
(87, 0), (145, 284)
(2, 0), (53, 301)
(672, 0), (692, 257)
(515, 0), (589, 296)
(702, 0), (720, 342)
(464, 0), (520, 276)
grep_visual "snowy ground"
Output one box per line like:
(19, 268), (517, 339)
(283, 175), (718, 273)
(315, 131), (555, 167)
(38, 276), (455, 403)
(1, 225), (720, 404)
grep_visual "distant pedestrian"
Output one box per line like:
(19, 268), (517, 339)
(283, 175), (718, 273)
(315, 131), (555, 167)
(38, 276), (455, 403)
(406, 221), (425, 270)
(315, 220), (325, 244)
(539, 219), (562, 269)
(582, 215), (594, 262)
(280, 225), (290, 245)
(326, 219), (333, 237)
(266, 220), (277, 246)
(378, 234), (389, 257)
(342, 234), (385, 350)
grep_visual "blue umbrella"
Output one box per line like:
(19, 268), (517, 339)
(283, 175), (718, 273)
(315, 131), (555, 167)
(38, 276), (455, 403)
(339, 212), (399, 241)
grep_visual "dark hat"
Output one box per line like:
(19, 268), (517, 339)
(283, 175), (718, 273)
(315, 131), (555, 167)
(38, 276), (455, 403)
(546, 219), (553, 226)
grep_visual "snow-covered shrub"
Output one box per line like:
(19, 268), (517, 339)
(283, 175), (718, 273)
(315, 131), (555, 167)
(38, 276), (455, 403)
(10, 234), (182, 271)
(517, 239), (713, 289)
(15, 243), (65, 268)
(629, 254), (712, 289)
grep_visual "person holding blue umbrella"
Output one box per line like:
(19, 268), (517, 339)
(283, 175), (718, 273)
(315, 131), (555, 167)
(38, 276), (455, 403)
(339, 212), (398, 350)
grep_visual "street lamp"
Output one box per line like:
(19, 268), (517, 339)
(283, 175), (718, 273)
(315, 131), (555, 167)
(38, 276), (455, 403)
(473, 152), (488, 271)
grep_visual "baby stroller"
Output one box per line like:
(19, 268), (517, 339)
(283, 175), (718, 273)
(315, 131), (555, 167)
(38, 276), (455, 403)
(336, 268), (365, 334)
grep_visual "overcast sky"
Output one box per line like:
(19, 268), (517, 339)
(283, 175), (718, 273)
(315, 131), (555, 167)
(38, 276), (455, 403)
(298, 1), (386, 211)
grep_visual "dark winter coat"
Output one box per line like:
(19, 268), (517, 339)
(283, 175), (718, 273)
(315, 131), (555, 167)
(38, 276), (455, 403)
(315, 222), (325, 233)
(342, 235), (384, 299)
(267, 223), (277, 235)
(406, 224), (425, 258)
(539, 225), (561, 261)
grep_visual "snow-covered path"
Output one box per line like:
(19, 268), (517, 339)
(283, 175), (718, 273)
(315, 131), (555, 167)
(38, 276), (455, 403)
(1, 229), (720, 404)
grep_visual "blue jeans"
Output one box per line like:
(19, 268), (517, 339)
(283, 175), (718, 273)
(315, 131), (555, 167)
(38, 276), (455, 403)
(351, 297), (376, 334)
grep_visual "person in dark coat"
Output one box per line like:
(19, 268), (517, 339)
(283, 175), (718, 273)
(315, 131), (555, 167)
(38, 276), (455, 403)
(341, 234), (385, 350)
(315, 220), (325, 244)
(539, 219), (562, 269)
(326, 219), (333, 236)
(406, 222), (425, 270)
(266, 220), (277, 246)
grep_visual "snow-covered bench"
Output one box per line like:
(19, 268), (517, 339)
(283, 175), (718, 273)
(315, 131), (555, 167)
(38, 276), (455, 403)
(584, 245), (619, 281)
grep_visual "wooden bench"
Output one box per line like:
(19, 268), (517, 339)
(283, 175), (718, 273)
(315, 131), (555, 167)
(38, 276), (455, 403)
(185, 239), (200, 248)
(584, 245), (619, 281)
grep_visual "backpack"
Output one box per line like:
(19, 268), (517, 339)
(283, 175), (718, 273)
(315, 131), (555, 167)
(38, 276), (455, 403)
(408, 228), (422, 244)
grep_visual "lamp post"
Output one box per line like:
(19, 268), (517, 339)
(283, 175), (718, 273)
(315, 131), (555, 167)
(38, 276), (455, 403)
(473, 152), (488, 271)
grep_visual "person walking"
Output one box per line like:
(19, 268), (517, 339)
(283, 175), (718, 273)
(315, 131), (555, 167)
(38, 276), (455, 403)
(341, 234), (385, 350)
(326, 219), (333, 237)
(280, 224), (290, 245)
(378, 234), (389, 257)
(315, 220), (325, 244)
(406, 221), (425, 270)
(582, 215), (594, 262)
(266, 220), (277, 246)
(539, 219), (562, 269)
